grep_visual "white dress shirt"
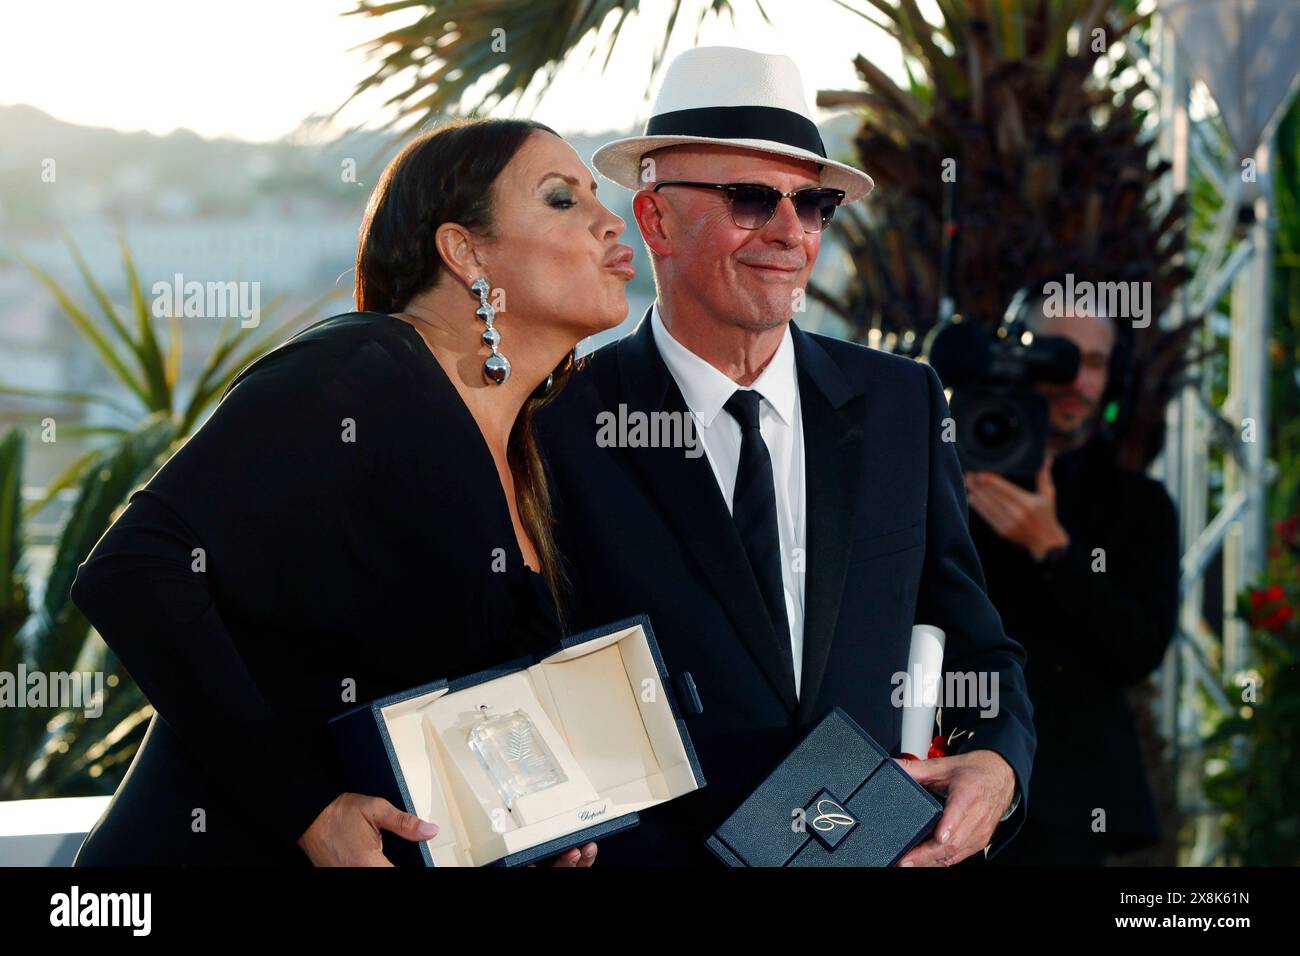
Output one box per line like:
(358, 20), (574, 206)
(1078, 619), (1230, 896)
(650, 302), (807, 698)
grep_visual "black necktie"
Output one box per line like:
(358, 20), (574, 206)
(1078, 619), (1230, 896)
(722, 389), (793, 667)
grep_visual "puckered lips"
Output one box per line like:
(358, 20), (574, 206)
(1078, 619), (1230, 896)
(602, 244), (635, 280)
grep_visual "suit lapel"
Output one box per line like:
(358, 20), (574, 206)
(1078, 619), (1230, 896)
(790, 324), (866, 727)
(616, 310), (799, 714)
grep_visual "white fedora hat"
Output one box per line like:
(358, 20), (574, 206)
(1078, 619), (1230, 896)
(592, 46), (874, 203)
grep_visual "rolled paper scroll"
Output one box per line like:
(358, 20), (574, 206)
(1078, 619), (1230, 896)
(900, 624), (946, 760)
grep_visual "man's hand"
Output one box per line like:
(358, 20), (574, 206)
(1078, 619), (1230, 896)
(965, 454), (1069, 561)
(893, 750), (1016, 867)
(527, 842), (598, 867)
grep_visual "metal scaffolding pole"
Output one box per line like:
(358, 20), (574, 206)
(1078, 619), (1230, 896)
(1153, 7), (1276, 866)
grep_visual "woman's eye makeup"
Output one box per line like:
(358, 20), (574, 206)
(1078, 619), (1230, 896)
(544, 188), (576, 208)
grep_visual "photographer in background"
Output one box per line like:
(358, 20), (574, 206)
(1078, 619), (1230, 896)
(963, 295), (1180, 865)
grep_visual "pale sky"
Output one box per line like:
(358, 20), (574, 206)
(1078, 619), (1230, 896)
(0, 0), (905, 141)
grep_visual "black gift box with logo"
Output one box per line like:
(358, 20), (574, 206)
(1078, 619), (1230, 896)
(706, 706), (942, 866)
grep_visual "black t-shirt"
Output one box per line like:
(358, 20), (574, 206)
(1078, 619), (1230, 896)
(71, 311), (561, 860)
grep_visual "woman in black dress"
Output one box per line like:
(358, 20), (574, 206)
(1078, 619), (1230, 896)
(69, 118), (635, 865)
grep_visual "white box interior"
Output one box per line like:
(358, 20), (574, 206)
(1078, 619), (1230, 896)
(376, 623), (700, 866)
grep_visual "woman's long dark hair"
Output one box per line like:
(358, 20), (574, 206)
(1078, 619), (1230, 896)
(354, 118), (573, 621)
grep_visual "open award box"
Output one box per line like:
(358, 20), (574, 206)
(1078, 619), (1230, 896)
(328, 615), (706, 866)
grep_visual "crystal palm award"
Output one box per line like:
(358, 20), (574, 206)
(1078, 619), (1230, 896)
(465, 704), (568, 809)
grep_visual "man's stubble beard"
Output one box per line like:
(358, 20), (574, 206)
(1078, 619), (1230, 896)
(711, 297), (793, 334)
(1048, 410), (1098, 454)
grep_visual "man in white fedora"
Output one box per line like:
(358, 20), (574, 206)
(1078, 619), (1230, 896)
(536, 46), (1034, 867)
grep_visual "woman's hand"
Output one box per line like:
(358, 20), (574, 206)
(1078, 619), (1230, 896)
(298, 793), (438, 866)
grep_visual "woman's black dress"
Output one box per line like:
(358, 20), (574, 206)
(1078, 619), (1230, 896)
(69, 312), (563, 865)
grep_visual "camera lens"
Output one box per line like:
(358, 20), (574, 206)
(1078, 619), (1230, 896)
(950, 385), (1048, 479)
(974, 409), (1021, 450)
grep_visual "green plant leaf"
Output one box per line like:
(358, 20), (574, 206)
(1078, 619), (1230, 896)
(19, 447), (104, 520)
(117, 232), (172, 411)
(38, 414), (178, 629)
(15, 252), (150, 410)
(0, 430), (25, 618)
(60, 231), (135, 354)
(0, 384), (142, 423)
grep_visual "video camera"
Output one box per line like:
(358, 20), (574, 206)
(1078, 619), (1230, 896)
(924, 289), (1081, 481)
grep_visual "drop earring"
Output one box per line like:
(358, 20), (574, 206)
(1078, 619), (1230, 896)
(471, 277), (510, 385)
(535, 349), (575, 398)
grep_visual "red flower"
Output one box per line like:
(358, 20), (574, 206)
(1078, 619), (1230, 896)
(1250, 585), (1286, 609)
(1261, 604), (1293, 633)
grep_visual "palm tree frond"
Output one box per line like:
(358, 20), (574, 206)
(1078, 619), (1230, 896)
(337, 0), (655, 136)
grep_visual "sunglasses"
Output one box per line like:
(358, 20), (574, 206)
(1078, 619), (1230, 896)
(651, 180), (845, 233)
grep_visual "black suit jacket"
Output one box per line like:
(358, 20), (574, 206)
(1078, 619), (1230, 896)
(536, 311), (1036, 866)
